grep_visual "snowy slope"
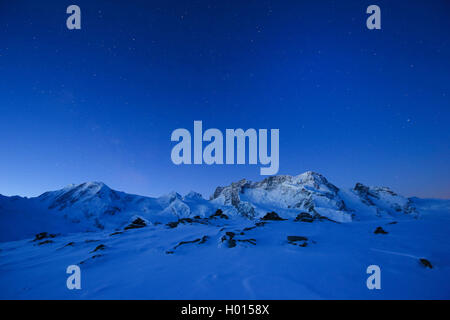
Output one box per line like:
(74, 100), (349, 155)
(0, 171), (449, 299)
(0, 194), (85, 242)
(1, 212), (449, 299)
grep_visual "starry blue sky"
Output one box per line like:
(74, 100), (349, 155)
(0, 0), (449, 198)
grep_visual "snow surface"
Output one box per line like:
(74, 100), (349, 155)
(0, 172), (449, 299)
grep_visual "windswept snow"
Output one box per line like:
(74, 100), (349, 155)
(0, 172), (449, 299)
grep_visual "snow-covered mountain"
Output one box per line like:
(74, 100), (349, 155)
(211, 171), (420, 222)
(1, 171), (449, 299)
(0, 171), (425, 241)
(37, 181), (215, 229)
(0, 182), (218, 241)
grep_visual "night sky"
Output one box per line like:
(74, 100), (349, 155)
(0, 0), (449, 198)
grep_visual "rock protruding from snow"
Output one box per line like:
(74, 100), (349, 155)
(209, 209), (229, 219)
(294, 212), (315, 223)
(261, 211), (286, 221)
(124, 217), (147, 230)
(419, 258), (433, 269)
(374, 226), (388, 234)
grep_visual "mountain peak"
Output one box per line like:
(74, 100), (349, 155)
(77, 181), (109, 190)
(295, 171), (329, 183)
(58, 181), (110, 193)
(184, 191), (204, 200)
(37, 181), (117, 212)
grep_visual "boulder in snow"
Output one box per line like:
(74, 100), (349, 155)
(261, 211), (286, 221)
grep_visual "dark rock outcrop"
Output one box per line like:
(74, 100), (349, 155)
(221, 232), (237, 248)
(38, 240), (54, 245)
(287, 236), (308, 242)
(170, 235), (209, 253)
(124, 217), (147, 230)
(33, 232), (57, 242)
(419, 258), (432, 269)
(91, 244), (106, 253)
(167, 221), (179, 228)
(261, 211), (286, 221)
(166, 217), (203, 229)
(287, 236), (308, 247)
(174, 238), (201, 249)
(210, 209), (229, 219)
(374, 227), (388, 234)
(294, 212), (314, 222)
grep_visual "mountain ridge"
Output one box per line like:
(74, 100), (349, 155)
(1, 173), (449, 299)
(0, 171), (446, 242)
